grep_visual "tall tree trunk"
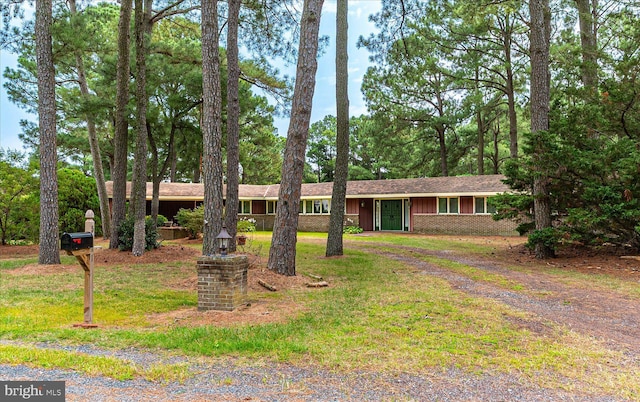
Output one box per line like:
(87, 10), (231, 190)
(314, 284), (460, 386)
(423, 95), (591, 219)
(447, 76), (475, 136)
(149, 122), (176, 223)
(530, 0), (554, 259)
(575, 0), (598, 92)
(201, 0), (224, 255)
(36, 0), (60, 265)
(169, 150), (177, 182)
(474, 67), (484, 175)
(225, 0), (241, 252)
(503, 13), (519, 159)
(437, 125), (448, 177)
(326, 0), (348, 257)
(131, 0), (152, 256)
(268, 0), (324, 275)
(435, 83), (448, 177)
(110, 0), (133, 249)
(476, 110), (485, 175)
(492, 121), (500, 174)
(69, 0), (111, 239)
(149, 123), (159, 227)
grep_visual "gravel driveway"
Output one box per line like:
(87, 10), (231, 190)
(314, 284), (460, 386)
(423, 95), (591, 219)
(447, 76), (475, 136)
(0, 353), (623, 401)
(2, 245), (638, 401)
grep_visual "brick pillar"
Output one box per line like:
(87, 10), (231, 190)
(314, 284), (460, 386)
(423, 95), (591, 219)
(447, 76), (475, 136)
(197, 255), (248, 311)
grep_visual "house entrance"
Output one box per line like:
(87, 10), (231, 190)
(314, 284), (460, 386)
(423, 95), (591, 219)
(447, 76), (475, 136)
(380, 200), (403, 230)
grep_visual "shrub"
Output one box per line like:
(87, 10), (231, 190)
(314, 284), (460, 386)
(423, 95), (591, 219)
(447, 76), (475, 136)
(343, 225), (363, 234)
(175, 205), (204, 239)
(57, 168), (102, 236)
(117, 215), (161, 251)
(526, 227), (562, 253)
(237, 217), (256, 233)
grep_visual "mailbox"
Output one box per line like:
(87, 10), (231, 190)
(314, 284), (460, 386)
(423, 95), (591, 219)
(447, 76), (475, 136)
(61, 232), (94, 251)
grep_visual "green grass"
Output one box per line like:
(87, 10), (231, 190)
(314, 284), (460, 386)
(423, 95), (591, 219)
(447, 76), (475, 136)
(0, 344), (191, 382)
(1, 234), (639, 398)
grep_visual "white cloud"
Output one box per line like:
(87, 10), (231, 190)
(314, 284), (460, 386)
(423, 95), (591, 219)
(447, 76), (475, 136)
(349, 103), (370, 117)
(323, 1), (337, 14)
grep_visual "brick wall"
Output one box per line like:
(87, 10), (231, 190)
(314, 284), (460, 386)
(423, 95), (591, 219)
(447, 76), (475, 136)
(244, 212), (516, 236)
(412, 214), (518, 236)
(197, 255), (248, 311)
(297, 215), (329, 231)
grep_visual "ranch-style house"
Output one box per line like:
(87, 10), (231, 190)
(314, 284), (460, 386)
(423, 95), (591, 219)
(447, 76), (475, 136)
(105, 175), (518, 236)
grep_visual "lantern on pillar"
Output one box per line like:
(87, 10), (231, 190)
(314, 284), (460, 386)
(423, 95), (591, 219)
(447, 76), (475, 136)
(216, 226), (232, 256)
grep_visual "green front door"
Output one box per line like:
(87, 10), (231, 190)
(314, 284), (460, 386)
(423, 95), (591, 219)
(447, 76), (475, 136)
(381, 200), (403, 230)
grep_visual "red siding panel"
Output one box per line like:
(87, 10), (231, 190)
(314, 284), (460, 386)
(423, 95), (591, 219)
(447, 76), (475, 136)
(346, 198), (359, 215)
(460, 196), (474, 214)
(411, 197), (437, 214)
(252, 200), (266, 215)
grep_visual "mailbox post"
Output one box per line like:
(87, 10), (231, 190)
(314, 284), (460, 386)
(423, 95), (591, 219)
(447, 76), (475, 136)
(61, 210), (97, 328)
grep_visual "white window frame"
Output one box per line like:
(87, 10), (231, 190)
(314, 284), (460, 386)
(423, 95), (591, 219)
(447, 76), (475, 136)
(239, 200), (251, 215)
(474, 197), (496, 215)
(300, 199), (331, 214)
(438, 197), (459, 214)
(267, 200), (277, 214)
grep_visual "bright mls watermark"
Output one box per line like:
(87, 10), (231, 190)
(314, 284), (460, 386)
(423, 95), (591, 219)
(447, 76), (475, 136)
(0, 381), (65, 401)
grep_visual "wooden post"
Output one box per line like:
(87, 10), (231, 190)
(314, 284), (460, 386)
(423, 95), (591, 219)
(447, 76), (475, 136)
(84, 210), (95, 325)
(72, 210), (97, 328)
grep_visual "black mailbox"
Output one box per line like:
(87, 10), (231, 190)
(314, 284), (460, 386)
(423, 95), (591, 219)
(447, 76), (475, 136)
(61, 232), (94, 251)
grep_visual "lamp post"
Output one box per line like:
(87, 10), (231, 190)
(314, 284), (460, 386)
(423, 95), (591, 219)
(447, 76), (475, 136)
(216, 226), (232, 256)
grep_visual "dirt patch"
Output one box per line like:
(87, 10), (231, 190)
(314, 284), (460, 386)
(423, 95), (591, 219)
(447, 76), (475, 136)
(0, 244), (39, 259)
(4, 264), (79, 275)
(148, 263), (312, 327)
(93, 245), (202, 266)
(491, 241), (640, 281)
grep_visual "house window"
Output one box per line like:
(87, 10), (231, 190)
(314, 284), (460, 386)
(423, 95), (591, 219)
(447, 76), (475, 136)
(267, 200), (277, 214)
(475, 197), (486, 214)
(475, 197), (497, 214)
(438, 197), (459, 214)
(301, 199), (331, 214)
(322, 199), (330, 214)
(238, 200), (251, 214)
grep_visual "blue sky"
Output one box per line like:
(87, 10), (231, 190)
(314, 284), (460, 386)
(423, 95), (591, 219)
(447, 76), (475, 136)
(0, 0), (381, 152)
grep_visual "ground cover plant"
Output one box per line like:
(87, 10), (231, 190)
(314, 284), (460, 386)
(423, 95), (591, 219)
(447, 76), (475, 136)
(0, 233), (639, 399)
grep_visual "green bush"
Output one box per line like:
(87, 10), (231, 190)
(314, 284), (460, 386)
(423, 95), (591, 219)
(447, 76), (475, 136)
(343, 225), (364, 234)
(155, 214), (168, 227)
(237, 217), (256, 233)
(117, 215), (161, 251)
(526, 227), (562, 253)
(57, 168), (102, 236)
(175, 205), (204, 239)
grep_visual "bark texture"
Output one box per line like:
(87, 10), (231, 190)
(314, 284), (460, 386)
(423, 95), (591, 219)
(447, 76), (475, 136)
(502, 14), (519, 159)
(326, 0), (348, 257)
(224, 0), (241, 252)
(529, 0), (554, 259)
(36, 0), (60, 264)
(575, 0), (598, 92)
(131, 0), (152, 256)
(268, 0), (324, 275)
(110, 0), (133, 249)
(201, 0), (224, 255)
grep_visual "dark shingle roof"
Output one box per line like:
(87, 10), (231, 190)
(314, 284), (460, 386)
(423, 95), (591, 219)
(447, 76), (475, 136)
(105, 175), (509, 201)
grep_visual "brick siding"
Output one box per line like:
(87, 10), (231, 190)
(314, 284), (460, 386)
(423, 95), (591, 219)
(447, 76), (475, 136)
(243, 212), (517, 236)
(197, 255), (248, 311)
(412, 214), (518, 236)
